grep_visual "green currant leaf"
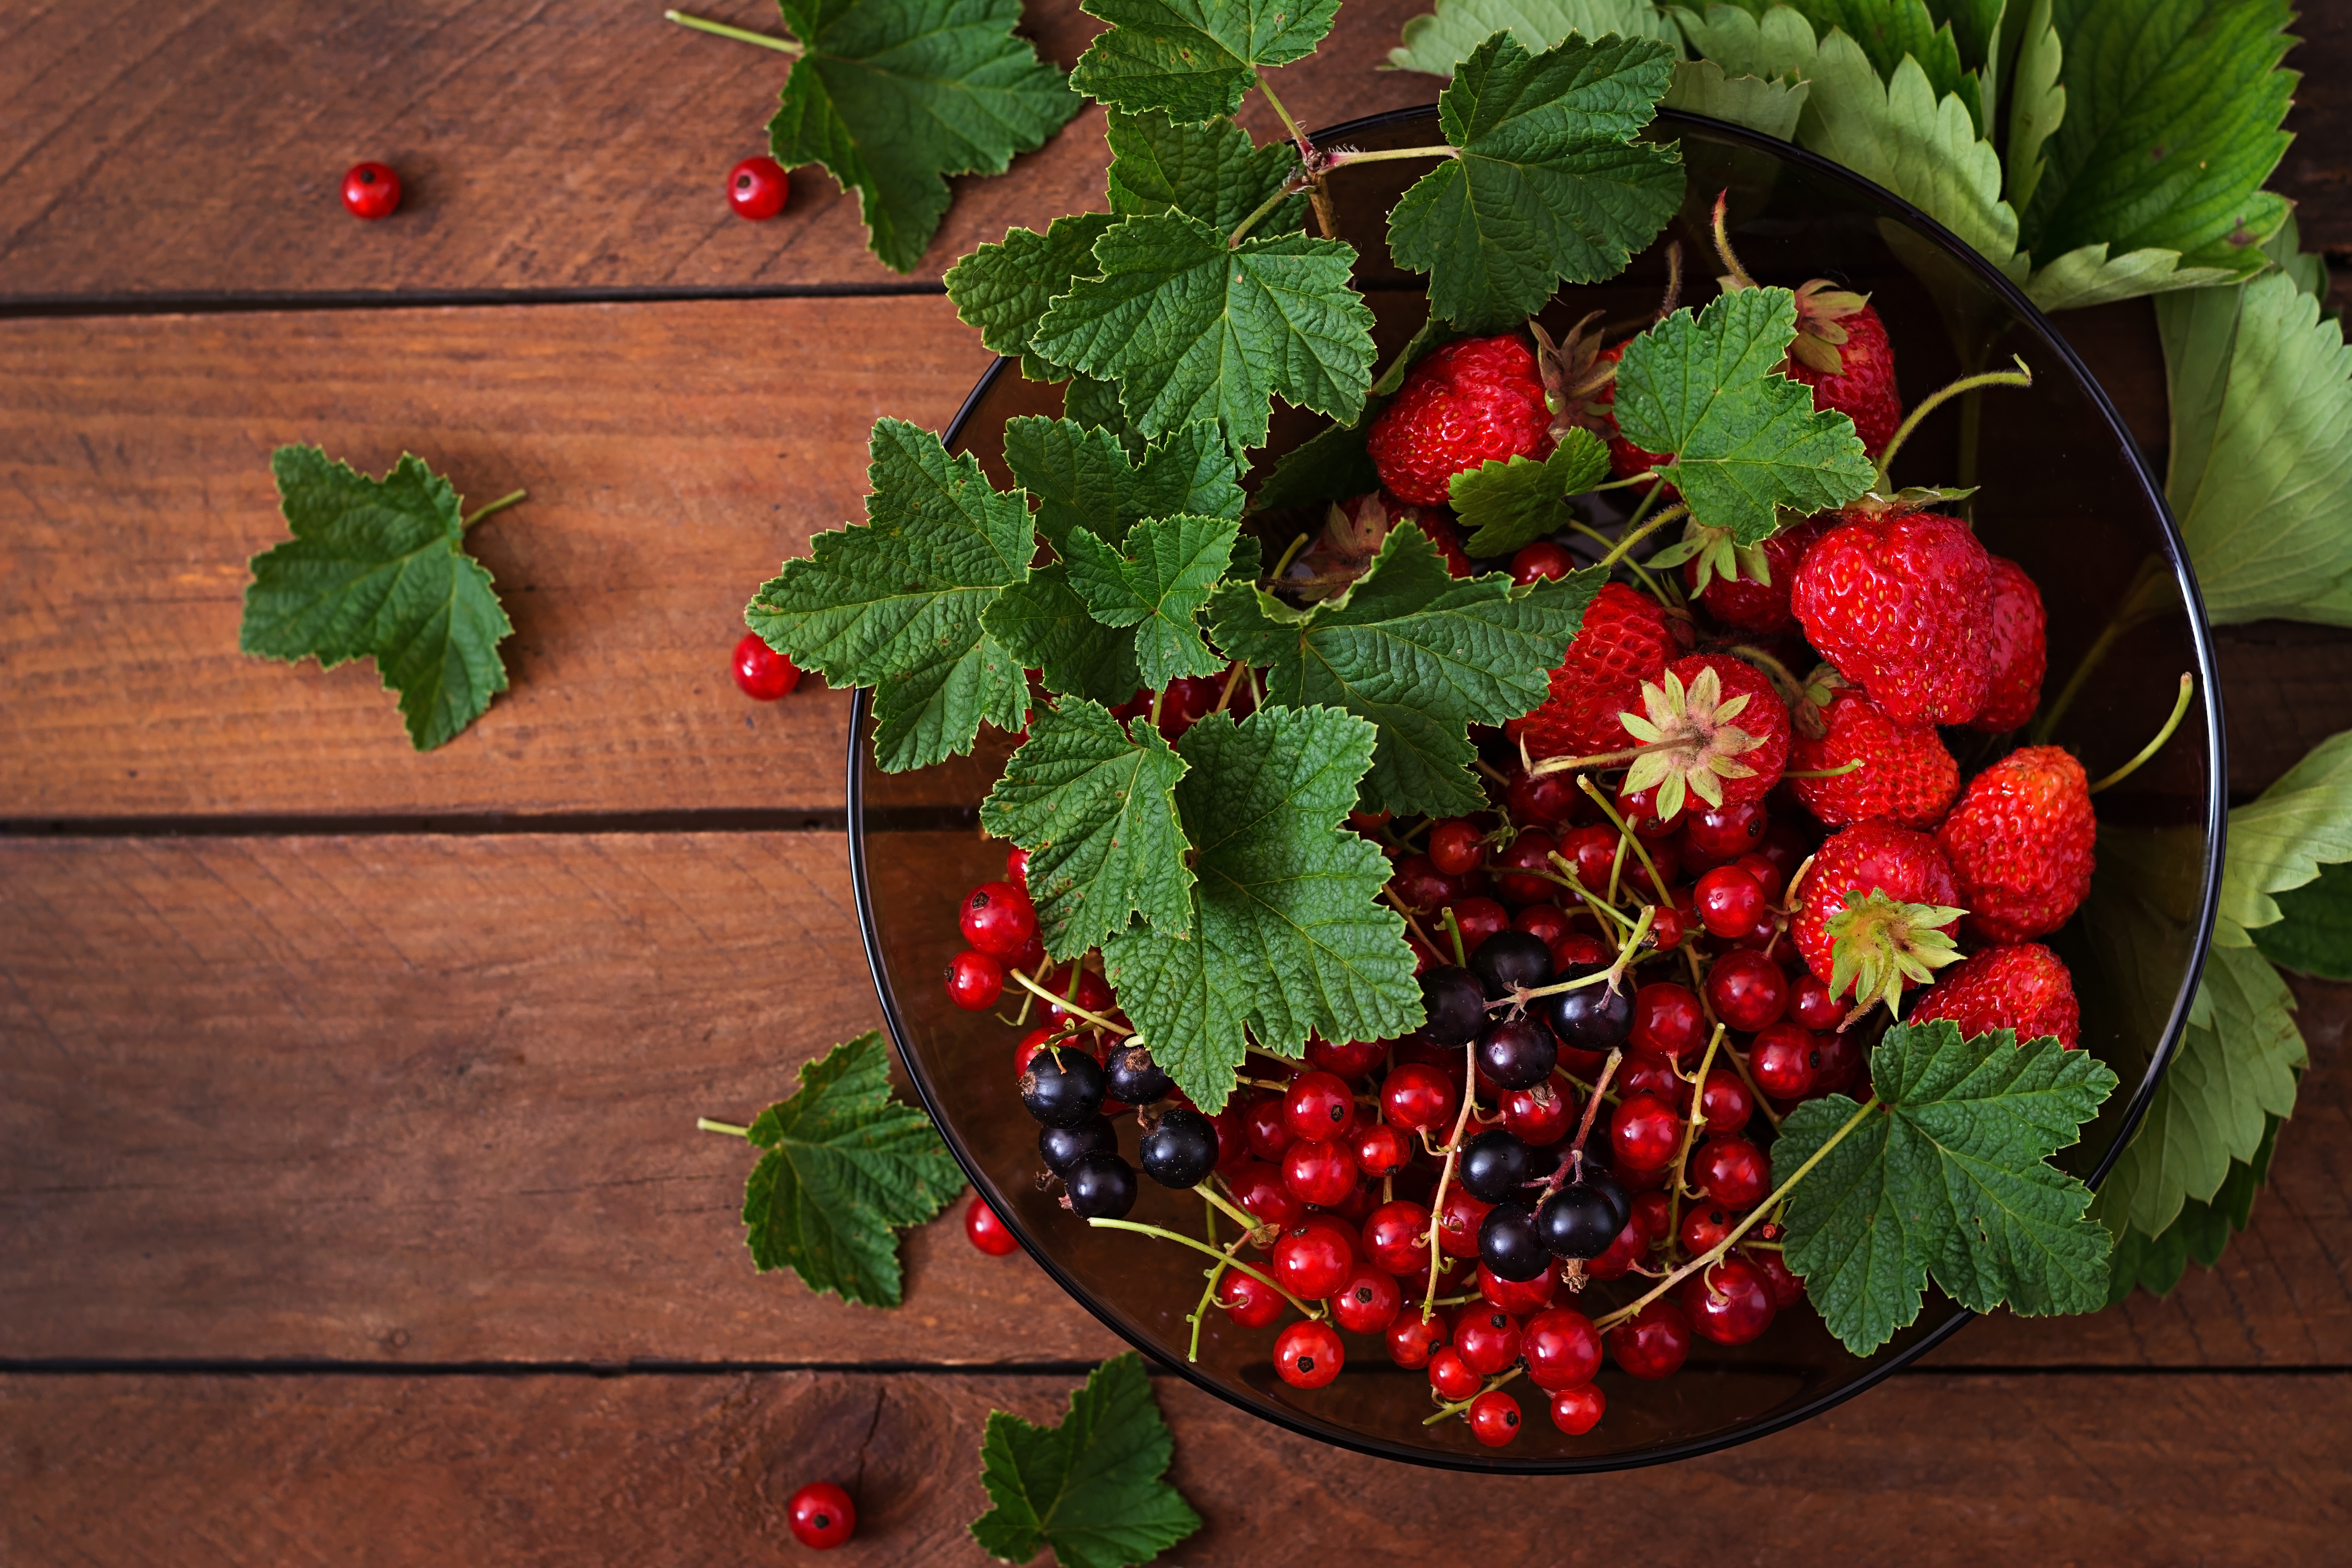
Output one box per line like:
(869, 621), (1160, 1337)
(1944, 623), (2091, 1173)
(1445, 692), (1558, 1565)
(1612, 288), (1877, 542)
(1447, 428), (1610, 556)
(1033, 212), (1378, 452)
(769, 0), (1084, 273)
(981, 699), (1194, 959)
(746, 418), (1033, 772)
(1107, 109), (1307, 237)
(1250, 419), (1382, 513)
(982, 567), (1145, 706)
(1070, 0), (1341, 121)
(1003, 417), (1244, 554)
(1102, 706), (1423, 1110)
(969, 1354), (1202, 1568)
(947, 214), (1120, 380)
(1388, 0), (1683, 78)
(240, 445), (515, 753)
(1063, 515), (1241, 688)
(1387, 31), (1684, 332)
(735, 1032), (963, 1308)
(1212, 524), (1604, 819)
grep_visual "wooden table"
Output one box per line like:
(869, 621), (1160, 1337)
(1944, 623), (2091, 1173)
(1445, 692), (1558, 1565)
(5, 3), (2350, 1561)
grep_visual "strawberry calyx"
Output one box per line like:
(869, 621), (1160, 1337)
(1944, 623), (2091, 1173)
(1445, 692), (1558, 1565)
(1615, 663), (1766, 818)
(1837, 485), (1976, 525)
(1529, 310), (1619, 445)
(1789, 661), (1851, 741)
(1706, 187), (1875, 377)
(1818, 889), (1966, 1026)
(1646, 514), (1776, 596)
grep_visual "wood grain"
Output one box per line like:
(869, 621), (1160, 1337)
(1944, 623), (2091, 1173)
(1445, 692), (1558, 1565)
(5, 1367), (2348, 1565)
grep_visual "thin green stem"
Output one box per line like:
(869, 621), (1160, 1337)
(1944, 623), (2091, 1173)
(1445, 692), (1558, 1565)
(1325, 143), (1462, 167)
(664, 8), (802, 53)
(1227, 177), (1307, 250)
(1441, 906), (1468, 968)
(1578, 775), (1670, 911)
(1424, 1365), (1524, 1425)
(1618, 475), (1667, 535)
(2089, 673), (2195, 794)
(1782, 761), (1864, 780)
(1689, 947), (1779, 1131)
(695, 1116), (751, 1138)
(1198, 1178), (1267, 1239)
(1873, 358), (2032, 487)
(1671, 1025), (1728, 1200)
(1570, 521), (1675, 603)
(1420, 1043), (1481, 1323)
(461, 489), (526, 530)
(1089, 1218), (1323, 1318)
(1268, 530), (1312, 581)
(1597, 504), (1686, 568)
(2033, 557), (2162, 743)
(1254, 71), (1312, 156)
(1007, 966), (1132, 1036)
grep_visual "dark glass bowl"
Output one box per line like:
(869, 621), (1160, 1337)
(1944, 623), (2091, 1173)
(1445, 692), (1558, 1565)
(848, 108), (2226, 1470)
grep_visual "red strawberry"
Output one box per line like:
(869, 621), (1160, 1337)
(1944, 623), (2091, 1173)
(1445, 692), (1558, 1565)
(1367, 335), (1552, 508)
(1681, 516), (1829, 634)
(1618, 652), (1790, 818)
(1787, 677), (1958, 829)
(1910, 943), (2082, 1049)
(1590, 344), (1676, 487)
(1789, 498), (1994, 727)
(1508, 583), (1678, 760)
(1284, 493), (1467, 599)
(1710, 192), (1904, 453)
(1935, 746), (2096, 944)
(1970, 554), (2047, 733)
(1789, 821), (1963, 1014)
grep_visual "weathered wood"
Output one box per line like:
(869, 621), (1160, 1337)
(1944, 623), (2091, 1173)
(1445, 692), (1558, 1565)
(4, 1368), (2347, 1564)
(4, 829), (2345, 1368)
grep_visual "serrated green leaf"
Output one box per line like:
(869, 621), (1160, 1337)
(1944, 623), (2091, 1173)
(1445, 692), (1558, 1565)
(1064, 374), (1136, 442)
(2254, 862), (2352, 982)
(1662, 55), (1812, 139)
(1778, 0), (1977, 120)
(240, 445), (514, 752)
(1004, 417), (1243, 555)
(1613, 288), (1877, 539)
(1106, 110), (1306, 237)
(1388, 0), (1683, 76)
(2019, 0), (2294, 277)
(983, 567), (1145, 705)
(1101, 706), (1423, 1110)
(2214, 731), (2352, 945)
(947, 215), (1120, 381)
(1777, 1019), (2117, 1354)
(1671, 2), (1822, 81)
(1251, 419), (1383, 513)
(2106, 1115), (2279, 1302)
(1449, 428), (1611, 555)
(737, 1032), (962, 1307)
(1070, 0), (1341, 120)
(1388, 31), (1684, 332)
(1210, 527), (1604, 818)
(969, 1354), (1201, 1568)
(1063, 514), (1240, 687)
(769, 0), (1083, 273)
(746, 418), (1032, 772)
(2005, 0), (2063, 211)
(2024, 244), (2245, 313)
(981, 699), (1194, 958)
(1034, 212), (1378, 451)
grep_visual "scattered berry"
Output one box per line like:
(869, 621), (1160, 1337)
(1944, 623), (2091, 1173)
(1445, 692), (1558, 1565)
(728, 155), (790, 220)
(1608, 1298), (1692, 1379)
(731, 632), (801, 699)
(1275, 1320), (1345, 1390)
(787, 1481), (856, 1550)
(341, 161), (401, 220)
(1220, 1269), (1286, 1328)
(1682, 1255), (1779, 1345)
(965, 1194), (1020, 1255)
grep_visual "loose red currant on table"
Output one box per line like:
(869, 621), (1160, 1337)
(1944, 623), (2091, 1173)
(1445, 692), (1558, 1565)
(1381, 1061), (1458, 1133)
(1468, 1389), (1523, 1447)
(1387, 1310), (1446, 1368)
(1273, 1222), (1355, 1300)
(1695, 864), (1768, 940)
(1220, 1270), (1286, 1329)
(959, 880), (1036, 959)
(1750, 1021), (1820, 1100)
(1426, 1345), (1481, 1400)
(727, 154), (790, 219)
(1282, 1138), (1359, 1206)
(1682, 1255), (1779, 1345)
(1511, 540), (1577, 584)
(1611, 1093), (1684, 1172)
(965, 1194), (1020, 1256)
(944, 949), (1004, 1011)
(1694, 1134), (1769, 1209)
(1332, 1265), (1403, 1334)
(787, 1481), (856, 1549)
(1362, 1200), (1434, 1276)
(731, 633), (801, 699)
(341, 161), (401, 219)
(1707, 949), (1788, 1032)
(1428, 818), (1486, 876)
(1630, 980), (1706, 1062)
(1609, 1298), (1693, 1379)
(1551, 1383), (1606, 1434)
(1523, 1307), (1602, 1390)
(1275, 1320), (1345, 1389)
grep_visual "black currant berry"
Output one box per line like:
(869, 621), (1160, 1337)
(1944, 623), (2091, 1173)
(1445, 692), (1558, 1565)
(1063, 1152), (1139, 1219)
(1104, 1042), (1173, 1106)
(1419, 965), (1488, 1046)
(1536, 1183), (1626, 1259)
(1459, 1129), (1536, 1204)
(1020, 1047), (1107, 1127)
(1478, 1201), (1548, 1281)
(1039, 1115), (1118, 1176)
(1583, 1163), (1632, 1229)
(1541, 966), (1634, 1052)
(1475, 1016), (1558, 1091)
(1138, 1106), (1219, 1189)
(1470, 929), (1553, 999)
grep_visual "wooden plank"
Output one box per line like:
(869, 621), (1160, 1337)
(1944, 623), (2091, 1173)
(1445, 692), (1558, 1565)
(4, 1368), (2348, 1563)
(5, 830), (2346, 1368)
(2273, 0), (2352, 256)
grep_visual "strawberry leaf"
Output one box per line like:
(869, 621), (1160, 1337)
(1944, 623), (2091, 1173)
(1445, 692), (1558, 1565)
(1774, 1018), (2117, 1355)
(1033, 212), (1377, 451)
(2214, 731), (2352, 946)
(1447, 428), (1610, 556)
(1063, 514), (1241, 688)
(1661, 56), (1812, 140)
(1003, 417), (1244, 554)
(969, 1353), (1201, 1568)
(1102, 706), (1423, 1110)
(1388, 31), (1684, 332)
(981, 699), (1195, 959)
(2105, 1115), (2279, 1301)
(1612, 288), (1877, 542)
(1250, 419), (1382, 513)
(240, 445), (515, 753)
(947, 214), (1120, 381)
(1107, 109), (1307, 236)
(769, 0), (1083, 274)
(2254, 863), (2352, 981)
(746, 418), (1033, 772)
(1388, 0), (1682, 77)
(735, 1032), (963, 1307)
(983, 568), (1145, 705)
(1070, 0), (1341, 121)
(1210, 525), (1604, 818)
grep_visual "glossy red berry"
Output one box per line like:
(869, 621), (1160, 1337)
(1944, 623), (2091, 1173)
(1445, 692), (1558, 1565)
(1501, 1075), (1575, 1144)
(1511, 540), (1577, 584)
(1282, 1137), (1359, 1207)
(1354, 1122), (1412, 1178)
(1610, 1092), (1683, 1172)
(1332, 1265), (1404, 1334)
(1283, 1070), (1356, 1141)
(959, 880), (1037, 959)
(1812, 1024), (1864, 1096)
(1523, 1307), (1602, 1390)
(1608, 1298), (1692, 1379)
(1706, 949), (1788, 1033)
(1467, 1389), (1523, 1446)
(727, 154), (790, 219)
(1428, 818), (1486, 877)
(1750, 1021), (1820, 1100)
(1682, 1255), (1778, 1345)
(1644, 901), (1689, 951)
(1699, 1069), (1754, 1134)
(1426, 1345), (1481, 1401)
(1478, 1260), (1556, 1316)
(1362, 1200), (1434, 1276)
(1695, 864), (1768, 940)
(1489, 831), (1559, 905)
(1273, 1223), (1354, 1300)
(1388, 1309), (1446, 1368)
(1389, 853), (1459, 913)
(945, 949), (1004, 1011)
(1219, 1269), (1286, 1328)
(1436, 1184), (1492, 1259)
(1687, 799), (1768, 861)
(1550, 1383), (1606, 1434)
(965, 1194), (1020, 1256)
(1629, 1189), (1671, 1246)
(1615, 1049), (1685, 1109)
(1747, 1246), (1806, 1308)
(1679, 1202), (1735, 1257)
(341, 161), (401, 220)
(1630, 981), (1706, 1062)
(1307, 1034), (1386, 1081)
(731, 633), (801, 699)
(1226, 1160), (1305, 1231)
(1042, 968), (1115, 1027)
(1508, 766), (1585, 827)
(1004, 844), (1030, 889)
(787, 1481), (855, 1549)
(1454, 1307), (1522, 1376)
(1789, 970), (1845, 1031)
(1275, 1320), (1344, 1389)
(1450, 895), (1510, 955)
(1243, 1091), (1296, 1161)
(1693, 1134), (1769, 1209)
(1381, 1062), (1458, 1133)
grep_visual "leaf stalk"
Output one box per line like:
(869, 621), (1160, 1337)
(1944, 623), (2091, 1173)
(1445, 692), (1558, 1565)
(2088, 673), (2196, 794)
(461, 490), (527, 530)
(664, 9), (803, 54)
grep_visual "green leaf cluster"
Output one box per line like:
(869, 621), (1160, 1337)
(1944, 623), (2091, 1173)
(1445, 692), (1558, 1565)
(970, 1354), (1201, 1568)
(1389, 0), (1684, 77)
(1774, 1018), (2118, 1355)
(1447, 428), (1610, 555)
(2105, 1114), (2280, 1301)
(733, 1032), (964, 1308)
(1072, 0), (1342, 121)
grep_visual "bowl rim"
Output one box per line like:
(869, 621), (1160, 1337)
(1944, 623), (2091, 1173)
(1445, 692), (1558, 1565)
(845, 103), (2229, 1472)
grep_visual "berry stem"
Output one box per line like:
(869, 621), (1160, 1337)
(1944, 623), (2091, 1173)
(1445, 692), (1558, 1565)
(1708, 189), (1757, 291)
(1687, 947), (1781, 1131)
(2087, 672), (2195, 795)
(1781, 760), (1864, 779)
(1547, 854), (1637, 933)
(1323, 144), (1463, 168)
(1595, 1094), (1879, 1332)
(1576, 775), (1671, 913)
(1226, 175), (1310, 249)
(695, 1117), (751, 1138)
(1597, 504), (1688, 568)
(1422, 1365), (1524, 1425)
(1542, 1046), (1625, 1200)
(1198, 1176), (1272, 1241)
(1419, 1042), (1483, 1323)
(1380, 884), (1442, 956)
(1267, 529), (1313, 581)
(1871, 356), (2033, 487)
(1526, 745), (1645, 776)
(2032, 557), (2163, 742)
(1671, 1024), (1728, 1201)
(1441, 905), (1468, 967)
(1212, 658), (1250, 714)
(1087, 1218), (1323, 1318)
(1249, 72), (1338, 239)
(1005, 966), (1132, 1036)
(663, 9), (804, 54)
(461, 490), (526, 530)
(1568, 519), (1679, 604)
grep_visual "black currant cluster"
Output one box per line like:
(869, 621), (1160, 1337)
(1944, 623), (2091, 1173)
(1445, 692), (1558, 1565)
(1021, 1040), (1217, 1220)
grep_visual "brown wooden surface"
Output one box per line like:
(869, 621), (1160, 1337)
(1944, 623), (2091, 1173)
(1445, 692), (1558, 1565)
(6, 2), (2352, 1562)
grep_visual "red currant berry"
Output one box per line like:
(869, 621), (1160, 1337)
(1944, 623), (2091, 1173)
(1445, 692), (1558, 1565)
(1812, 1024), (1863, 1097)
(1350, 807), (1394, 833)
(1522, 1307), (1602, 1390)
(1332, 1265), (1403, 1334)
(786, 1481), (855, 1549)
(1241, 1090), (1296, 1161)
(1389, 853), (1459, 913)
(1273, 1223), (1354, 1300)
(1508, 765), (1586, 826)
(1009, 931), (1046, 977)
(1306, 1034), (1385, 1081)
(1511, 904), (1571, 951)
(1750, 1021), (1820, 1100)
(959, 880), (1037, 959)
(1361, 1200), (1434, 1276)
(1435, 1184), (1492, 1259)
(1011, 1026), (1061, 1078)
(727, 154), (790, 220)
(1387, 1309), (1446, 1368)
(1548, 931), (1610, 975)
(731, 632), (801, 699)
(1790, 970), (1845, 1032)
(1693, 1134), (1768, 1209)
(1608, 1298), (1692, 1379)
(1354, 1122), (1411, 1178)
(1449, 895), (1510, 955)
(1488, 831), (1559, 906)
(1580, 1210), (1650, 1281)
(965, 1194), (1020, 1256)
(1629, 1190), (1672, 1245)
(1209, 1104), (1250, 1173)
(1618, 778), (1686, 837)
(1467, 1388), (1523, 1446)
(1042, 968), (1115, 1027)
(1682, 1255), (1778, 1345)
(1733, 851), (1784, 902)
(1550, 1383), (1606, 1434)
(1381, 1062), (1458, 1134)
(1644, 901), (1689, 951)
(1226, 1160), (1305, 1231)
(1428, 818), (1486, 877)
(1454, 1307), (1522, 1376)
(1004, 844), (1030, 889)
(1219, 1269), (1286, 1328)
(1706, 949), (1788, 1032)
(1610, 1092), (1682, 1172)
(1477, 1260), (1556, 1316)
(1615, 1049), (1686, 1109)
(1502, 1074), (1575, 1144)
(1558, 824), (1619, 890)
(1510, 540), (1577, 584)
(1699, 1069), (1754, 1134)
(1282, 1138), (1359, 1207)
(1630, 981), (1706, 1062)
(1745, 1245), (1806, 1308)
(1284, 1070), (1356, 1141)
(1686, 799), (1767, 860)
(1695, 864), (1767, 939)
(341, 161), (401, 220)
(1426, 1345), (1481, 1401)
(944, 949), (1004, 1011)
(1274, 1320), (1344, 1389)
(1679, 1202), (1735, 1256)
